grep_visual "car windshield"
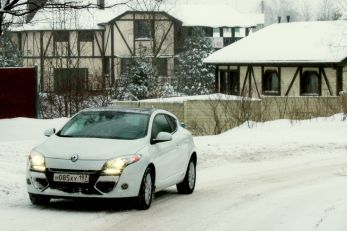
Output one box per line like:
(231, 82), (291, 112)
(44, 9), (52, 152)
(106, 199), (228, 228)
(58, 111), (150, 140)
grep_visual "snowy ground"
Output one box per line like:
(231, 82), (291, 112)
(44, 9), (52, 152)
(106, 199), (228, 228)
(1, 115), (347, 231)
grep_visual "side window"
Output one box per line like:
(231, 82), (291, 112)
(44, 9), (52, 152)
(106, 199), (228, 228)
(263, 70), (280, 95)
(165, 115), (177, 133)
(301, 71), (321, 96)
(151, 114), (171, 139)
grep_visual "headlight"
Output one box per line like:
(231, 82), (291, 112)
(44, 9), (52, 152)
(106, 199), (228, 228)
(28, 150), (46, 172)
(101, 154), (141, 176)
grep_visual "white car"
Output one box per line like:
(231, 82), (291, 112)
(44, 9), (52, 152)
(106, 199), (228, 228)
(27, 108), (197, 209)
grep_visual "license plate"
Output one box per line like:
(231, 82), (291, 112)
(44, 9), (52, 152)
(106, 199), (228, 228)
(53, 173), (89, 183)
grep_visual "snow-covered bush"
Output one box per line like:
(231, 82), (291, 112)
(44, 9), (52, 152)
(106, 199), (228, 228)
(121, 57), (160, 100)
(160, 82), (176, 98)
(0, 28), (22, 67)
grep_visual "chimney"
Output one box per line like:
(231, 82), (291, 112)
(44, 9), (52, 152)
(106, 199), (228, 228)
(287, 15), (291, 23)
(97, 0), (105, 9)
(278, 16), (281, 23)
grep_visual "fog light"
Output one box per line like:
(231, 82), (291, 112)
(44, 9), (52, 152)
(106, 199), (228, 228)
(33, 178), (49, 191)
(95, 181), (116, 194)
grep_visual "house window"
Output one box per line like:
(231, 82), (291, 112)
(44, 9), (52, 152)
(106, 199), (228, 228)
(213, 28), (220, 38)
(134, 20), (153, 39)
(263, 70), (280, 95)
(53, 31), (69, 56)
(54, 68), (88, 94)
(78, 31), (94, 42)
(235, 28), (245, 37)
(53, 31), (69, 42)
(157, 58), (168, 76)
(103, 58), (110, 78)
(203, 27), (213, 37)
(301, 71), (321, 96)
(223, 28), (232, 38)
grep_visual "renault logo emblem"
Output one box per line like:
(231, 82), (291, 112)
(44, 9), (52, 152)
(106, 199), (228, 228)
(71, 154), (79, 162)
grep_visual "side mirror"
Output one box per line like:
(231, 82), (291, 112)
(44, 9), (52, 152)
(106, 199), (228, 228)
(180, 122), (186, 128)
(152, 132), (172, 144)
(44, 128), (56, 137)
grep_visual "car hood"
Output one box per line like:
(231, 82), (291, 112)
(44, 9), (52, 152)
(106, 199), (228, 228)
(35, 135), (148, 160)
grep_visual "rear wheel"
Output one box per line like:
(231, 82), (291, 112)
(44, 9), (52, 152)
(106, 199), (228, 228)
(29, 193), (51, 205)
(136, 167), (153, 210)
(177, 158), (196, 194)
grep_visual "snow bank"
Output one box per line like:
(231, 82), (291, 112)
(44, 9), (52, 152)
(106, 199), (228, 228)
(140, 93), (258, 103)
(195, 114), (347, 163)
(0, 117), (68, 142)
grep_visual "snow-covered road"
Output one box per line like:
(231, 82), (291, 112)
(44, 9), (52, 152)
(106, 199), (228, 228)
(1, 116), (347, 231)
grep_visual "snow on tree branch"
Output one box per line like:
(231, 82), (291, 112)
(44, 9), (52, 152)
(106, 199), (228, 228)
(0, 0), (132, 35)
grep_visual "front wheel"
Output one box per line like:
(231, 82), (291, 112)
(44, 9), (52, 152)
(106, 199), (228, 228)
(136, 167), (154, 210)
(29, 193), (51, 205)
(177, 158), (196, 194)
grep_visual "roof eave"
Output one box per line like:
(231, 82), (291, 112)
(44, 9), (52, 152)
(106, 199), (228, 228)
(107, 10), (182, 24)
(204, 61), (345, 67)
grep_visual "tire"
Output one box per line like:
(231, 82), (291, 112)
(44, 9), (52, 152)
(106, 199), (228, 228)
(177, 158), (196, 194)
(136, 167), (154, 210)
(29, 193), (51, 205)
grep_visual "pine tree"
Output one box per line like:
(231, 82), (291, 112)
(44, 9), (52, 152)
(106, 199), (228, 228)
(174, 28), (215, 95)
(122, 57), (159, 100)
(0, 28), (22, 67)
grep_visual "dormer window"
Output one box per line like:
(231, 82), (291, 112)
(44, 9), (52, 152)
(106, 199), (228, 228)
(135, 20), (153, 40)
(53, 31), (69, 42)
(78, 31), (93, 42)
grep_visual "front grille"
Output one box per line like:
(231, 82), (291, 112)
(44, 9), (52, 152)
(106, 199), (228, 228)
(46, 169), (102, 195)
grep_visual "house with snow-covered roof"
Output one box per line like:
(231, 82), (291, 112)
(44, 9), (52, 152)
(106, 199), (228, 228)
(8, 1), (264, 93)
(204, 21), (347, 98)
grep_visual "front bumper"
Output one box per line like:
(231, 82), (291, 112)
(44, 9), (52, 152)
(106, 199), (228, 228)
(27, 164), (144, 198)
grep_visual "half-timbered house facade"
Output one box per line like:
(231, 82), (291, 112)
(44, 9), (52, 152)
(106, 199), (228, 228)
(10, 2), (263, 93)
(204, 21), (347, 98)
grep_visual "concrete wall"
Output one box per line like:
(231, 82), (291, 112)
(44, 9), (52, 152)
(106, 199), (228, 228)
(111, 96), (344, 135)
(343, 67), (347, 92)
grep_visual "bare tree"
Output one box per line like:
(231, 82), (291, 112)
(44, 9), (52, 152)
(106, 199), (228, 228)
(263, 0), (300, 25)
(316, 0), (342, 21)
(0, 0), (131, 36)
(298, 0), (313, 21)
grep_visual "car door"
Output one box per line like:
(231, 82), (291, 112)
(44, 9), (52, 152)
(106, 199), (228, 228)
(149, 114), (180, 189)
(165, 114), (187, 178)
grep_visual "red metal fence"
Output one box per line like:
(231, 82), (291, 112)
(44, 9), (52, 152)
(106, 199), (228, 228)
(0, 68), (37, 119)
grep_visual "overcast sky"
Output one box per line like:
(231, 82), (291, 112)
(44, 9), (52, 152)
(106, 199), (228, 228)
(173, 0), (261, 12)
(174, 0), (323, 13)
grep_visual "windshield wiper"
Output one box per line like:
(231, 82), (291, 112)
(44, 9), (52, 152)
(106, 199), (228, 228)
(57, 134), (74, 137)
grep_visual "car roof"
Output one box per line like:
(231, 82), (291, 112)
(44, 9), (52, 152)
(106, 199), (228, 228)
(81, 107), (157, 115)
